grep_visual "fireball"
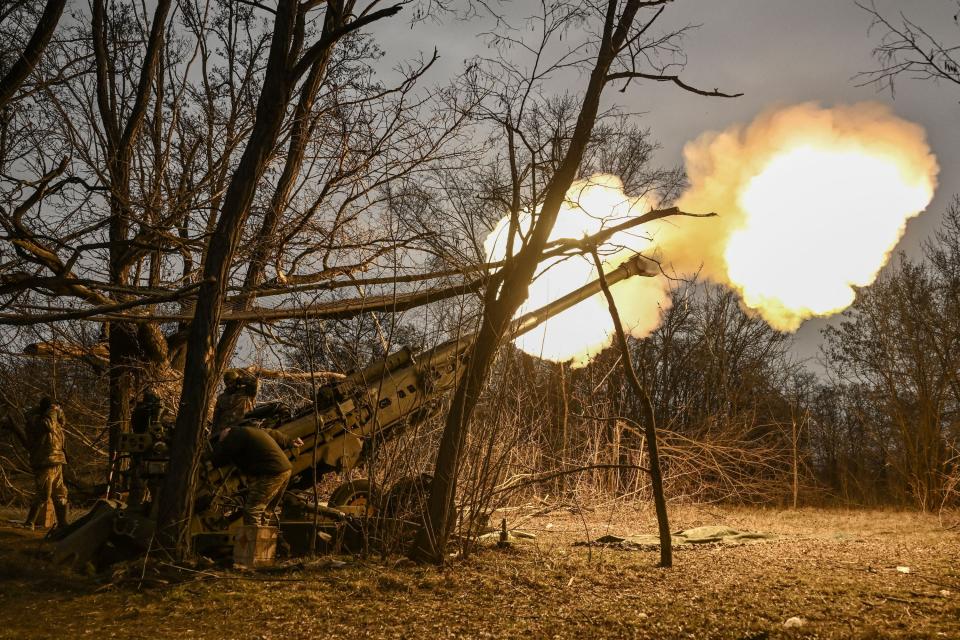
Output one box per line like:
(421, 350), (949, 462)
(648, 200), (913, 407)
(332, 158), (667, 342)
(488, 103), (938, 366)
(485, 175), (671, 366)
(674, 102), (938, 331)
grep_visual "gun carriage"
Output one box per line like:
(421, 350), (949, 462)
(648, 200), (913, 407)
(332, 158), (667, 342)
(53, 255), (658, 564)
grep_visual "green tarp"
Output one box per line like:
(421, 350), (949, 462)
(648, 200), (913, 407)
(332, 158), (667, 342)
(579, 526), (778, 550)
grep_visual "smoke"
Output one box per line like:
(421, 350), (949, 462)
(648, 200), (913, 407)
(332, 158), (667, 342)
(654, 102), (938, 330)
(490, 102), (939, 365)
(485, 175), (672, 367)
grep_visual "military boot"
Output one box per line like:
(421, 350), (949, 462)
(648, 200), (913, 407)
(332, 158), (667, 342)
(53, 501), (69, 529)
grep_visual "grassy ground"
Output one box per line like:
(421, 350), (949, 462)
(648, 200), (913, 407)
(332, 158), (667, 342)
(0, 504), (957, 639)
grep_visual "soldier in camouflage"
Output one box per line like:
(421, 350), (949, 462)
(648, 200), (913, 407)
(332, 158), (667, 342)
(211, 370), (259, 436)
(210, 426), (301, 526)
(23, 396), (69, 529)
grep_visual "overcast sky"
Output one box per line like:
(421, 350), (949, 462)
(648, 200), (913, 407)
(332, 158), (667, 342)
(640, 0), (960, 364)
(373, 0), (960, 366)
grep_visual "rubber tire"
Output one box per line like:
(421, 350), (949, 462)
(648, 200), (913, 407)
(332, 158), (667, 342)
(383, 474), (433, 519)
(328, 479), (375, 511)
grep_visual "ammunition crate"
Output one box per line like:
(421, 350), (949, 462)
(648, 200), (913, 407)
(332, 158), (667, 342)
(233, 525), (278, 568)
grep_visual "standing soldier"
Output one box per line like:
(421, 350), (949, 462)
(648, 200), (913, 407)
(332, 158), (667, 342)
(132, 386), (166, 434)
(211, 369), (259, 436)
(23, 396), (69, 530)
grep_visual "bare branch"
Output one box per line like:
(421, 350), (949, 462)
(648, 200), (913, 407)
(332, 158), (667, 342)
(606, 71), (743, 97)
(0, 0), (67, 110)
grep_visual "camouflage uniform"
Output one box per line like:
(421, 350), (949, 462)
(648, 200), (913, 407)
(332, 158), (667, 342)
(23, 399), (68, 529)
(210, 426), (292, 526)
(244, 469), (291, 526)
(211, 372), (258, 436)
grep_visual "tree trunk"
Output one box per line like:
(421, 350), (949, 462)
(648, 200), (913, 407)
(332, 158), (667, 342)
(792, 417), (799, 509)
(592, 250), (672, 567)
(0, 0), (67, 110)
(213, 13), (341, 370)
(154, 0), (405, 556)
(410, 0), (645, 564)
(92, 0), (172, 473)
(156, 0), (300, 556)
(550, 362), (569, 494)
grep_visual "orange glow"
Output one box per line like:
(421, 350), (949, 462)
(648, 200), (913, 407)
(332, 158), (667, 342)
(488, 103), (939, 365)
(673, 103), (938, 331)
(485, 175), (670, 366)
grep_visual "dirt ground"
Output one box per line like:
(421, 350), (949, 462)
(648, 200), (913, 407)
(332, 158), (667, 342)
(0, 504), (957, 640)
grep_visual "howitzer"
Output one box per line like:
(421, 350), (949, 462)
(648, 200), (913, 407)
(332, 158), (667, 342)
(52, 254), (658, 564)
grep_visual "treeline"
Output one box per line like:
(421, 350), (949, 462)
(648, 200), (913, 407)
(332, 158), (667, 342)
(811, 202), (960, 510)
(347, 210), (960, 515)
(4, 207), (959, 514)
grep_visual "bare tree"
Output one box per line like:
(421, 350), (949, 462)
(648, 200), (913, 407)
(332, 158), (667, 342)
(822, 240), (960, 510)
(411, 0), (740, 564)
(592, 248), (671, 566)
(857, 0), (960, 95)
(0, 0), (67, 110)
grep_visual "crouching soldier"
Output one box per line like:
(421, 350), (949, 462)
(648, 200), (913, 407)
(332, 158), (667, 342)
(23, 397), (69, 530)
(210, 426), (302, 526)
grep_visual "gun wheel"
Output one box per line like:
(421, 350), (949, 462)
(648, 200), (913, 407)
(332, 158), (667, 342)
(328, 479), (377, 516)
(383, 474), (433, 520)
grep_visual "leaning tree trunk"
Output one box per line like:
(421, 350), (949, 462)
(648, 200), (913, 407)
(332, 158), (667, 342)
(213, 14), (341, 371)
(155, 0), (300, 556)
(410, 0), (646, 564)
(592, 250), (672, 567)
(0, 0), (67, 110)
(155, 0), (405, 557)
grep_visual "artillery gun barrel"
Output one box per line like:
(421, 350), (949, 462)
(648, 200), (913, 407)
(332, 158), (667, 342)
(505, 253), (659, 340)
(212, 254), (661, 490)
(418, 253), (659, 366)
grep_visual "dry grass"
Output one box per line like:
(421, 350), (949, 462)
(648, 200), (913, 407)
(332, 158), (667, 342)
(0, 505), (957, 639)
